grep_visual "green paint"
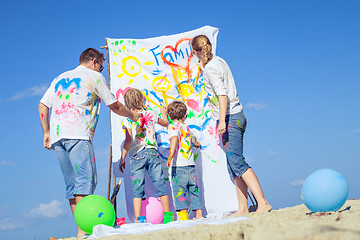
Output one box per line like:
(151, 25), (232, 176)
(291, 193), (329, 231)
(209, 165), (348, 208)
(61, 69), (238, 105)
(75, 164), (79, 173)
(195, 187), (200, 193)
(59, 94), (62, 99)
(132, 40), (136, 45)
(187, 111), (195, 119)
(65, 94), (70, 100)
(173, 178), (178, 184)
(97, 78), (101, 84)
(210, 95), (219, 106)
(194, 153), (199, 161)
(164, 177), (169, 181)
(115, 40), (119, 45)
(56, 125), (59, 136)
(120, 40), (124, 44)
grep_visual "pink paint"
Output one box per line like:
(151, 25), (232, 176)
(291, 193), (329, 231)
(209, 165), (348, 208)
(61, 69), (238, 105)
(116, 87), (131, 100)
(69, 87), (77, 94)
(40, 113), (45, 121)
(186, 99), (201, 112)
(57, 91), (62, 97)
(179, 197), (187, 202)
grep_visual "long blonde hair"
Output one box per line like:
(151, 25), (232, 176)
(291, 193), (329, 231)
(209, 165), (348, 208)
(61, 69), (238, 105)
(191, 35), (213, 66)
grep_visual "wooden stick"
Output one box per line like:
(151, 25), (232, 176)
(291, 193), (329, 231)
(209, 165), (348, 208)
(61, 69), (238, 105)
(107, 144), (112, 201)
(110, 179), (122, 204)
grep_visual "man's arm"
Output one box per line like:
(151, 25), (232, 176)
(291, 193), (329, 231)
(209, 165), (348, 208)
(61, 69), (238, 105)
(38, 103), (51, 150)
(108, 101), (138, 122)
(119, 128), (132, 173)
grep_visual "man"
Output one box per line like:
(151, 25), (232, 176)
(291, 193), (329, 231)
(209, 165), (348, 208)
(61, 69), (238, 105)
(38, 48), (136, 239)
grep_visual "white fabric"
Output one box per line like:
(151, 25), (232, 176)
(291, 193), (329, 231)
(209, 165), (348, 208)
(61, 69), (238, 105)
(108, 26), (238, 222)
(168, 122), (196, 166)
(203, 56), (243, 120)
(122, 109), (159, 157)
(89, 216), (249, 239)
(40, 65), (117, 147)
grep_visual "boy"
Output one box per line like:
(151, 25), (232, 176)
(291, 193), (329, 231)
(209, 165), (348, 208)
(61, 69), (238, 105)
(119, 88), (170, 222)
(166, 101), (203, 219)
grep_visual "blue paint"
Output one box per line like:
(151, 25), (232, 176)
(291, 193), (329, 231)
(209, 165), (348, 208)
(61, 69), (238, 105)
(55, 77), (81, 92)
(98, 212), (104, 218)
(149, 45), (161, 66)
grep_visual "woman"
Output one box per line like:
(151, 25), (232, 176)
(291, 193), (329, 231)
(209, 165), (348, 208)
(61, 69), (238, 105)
(191, 35), (272, 215)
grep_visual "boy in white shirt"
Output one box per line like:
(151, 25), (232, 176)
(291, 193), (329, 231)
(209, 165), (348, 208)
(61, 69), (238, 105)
(166, 101), (203, 219)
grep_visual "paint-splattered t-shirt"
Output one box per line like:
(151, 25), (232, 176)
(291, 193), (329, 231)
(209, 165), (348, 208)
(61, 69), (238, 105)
(123, 109), (159, 157)
(202, 56), (243, 120)
(40, 65), (117, 148)
(168, 122), (196, 166)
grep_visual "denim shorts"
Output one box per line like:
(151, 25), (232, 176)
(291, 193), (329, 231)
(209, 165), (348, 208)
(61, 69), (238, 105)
(130, 148), (168, 199)
(220, 111), (250, 179)
(53, 139), (97, 199)
(170, 165), (203, 211)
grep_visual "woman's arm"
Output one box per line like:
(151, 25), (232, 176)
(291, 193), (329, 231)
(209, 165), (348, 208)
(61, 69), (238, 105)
(217, 95), (228, 135)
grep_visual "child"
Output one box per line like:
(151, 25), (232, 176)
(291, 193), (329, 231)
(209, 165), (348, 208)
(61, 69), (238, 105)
(166, 101), (203, 219)
(119, 88), (170, 222)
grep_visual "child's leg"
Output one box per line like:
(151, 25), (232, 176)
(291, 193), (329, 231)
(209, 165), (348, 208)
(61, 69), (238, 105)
(147, 149), (170, 212)
(159, 195), (170, 212)
(241, 168), (272, 213)
(133, 198), (142, 222)
(195, 209), (203, 219)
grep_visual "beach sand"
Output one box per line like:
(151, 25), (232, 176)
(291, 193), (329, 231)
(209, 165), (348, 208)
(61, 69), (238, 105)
(62, 199), (360, 240)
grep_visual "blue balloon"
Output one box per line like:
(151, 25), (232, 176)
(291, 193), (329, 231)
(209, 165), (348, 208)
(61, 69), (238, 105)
(301, 169), (348, 212)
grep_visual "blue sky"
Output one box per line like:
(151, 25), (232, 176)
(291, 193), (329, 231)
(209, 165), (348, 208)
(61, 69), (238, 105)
(1, 0), (359, 239)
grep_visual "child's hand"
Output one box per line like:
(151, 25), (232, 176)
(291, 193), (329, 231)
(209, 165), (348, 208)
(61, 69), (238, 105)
(166, 159), (172, 168)
(217, 121), (226, 135)
(130, 111), (140, 122)
(193, 142), (201, 149)
(119, 159), (126, 173)
(160, 106), (167, 115)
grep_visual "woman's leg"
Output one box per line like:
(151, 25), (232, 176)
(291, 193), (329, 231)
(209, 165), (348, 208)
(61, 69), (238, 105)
(241, 168), (272, 213)
(232, 176), (249, 216)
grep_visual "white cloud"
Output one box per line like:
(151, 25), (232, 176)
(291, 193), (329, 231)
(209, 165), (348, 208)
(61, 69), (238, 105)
(0, 84), (48, 102)
(0, 218), (26, 230)
(245, 101), (265, 110)
(29, 200), (66, 218)
(0, 160), (15, 166)
(267, 150), (279, 156)
(289, 179), (304, 187)
(338, 128), (360, 138)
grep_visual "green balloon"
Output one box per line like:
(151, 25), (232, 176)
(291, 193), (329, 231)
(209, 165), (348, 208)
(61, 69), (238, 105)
(74, 195), (115, 234)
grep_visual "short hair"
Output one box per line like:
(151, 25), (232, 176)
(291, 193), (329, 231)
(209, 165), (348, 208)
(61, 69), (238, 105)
(79, 48), (104, 64)
(167, 101), (187, 120)
(124, 88), (145, 110)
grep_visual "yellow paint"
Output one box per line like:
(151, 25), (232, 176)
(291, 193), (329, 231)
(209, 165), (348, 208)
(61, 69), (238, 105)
(129, 79), (134, 85)
(175, 188), (183, 198)
(122, 56), (141, 77)
(113, 52), (118, 56)
(144, 61), (153, 65)
(122, 45), (126, 51)
(117, 73), (124, 78)
(179, 84), (194, 97)
(152, 76), (171, 92)
(140, 47), (145, 52)
(143, 74), (149, 80)
(112, 61), (118, 66)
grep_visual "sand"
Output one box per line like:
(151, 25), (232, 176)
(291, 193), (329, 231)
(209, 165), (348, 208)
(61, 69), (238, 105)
(62, 199), (360, 240)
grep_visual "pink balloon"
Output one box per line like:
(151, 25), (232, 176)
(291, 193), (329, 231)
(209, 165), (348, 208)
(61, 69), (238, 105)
(141, 197), (164, 224)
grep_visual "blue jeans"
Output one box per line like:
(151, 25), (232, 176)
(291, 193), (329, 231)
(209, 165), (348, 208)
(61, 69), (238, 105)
(130, 148), (168, 199)
(171, 165), (203, 211)
(53, 139), (97, 199)
(221, 112), (250, 179)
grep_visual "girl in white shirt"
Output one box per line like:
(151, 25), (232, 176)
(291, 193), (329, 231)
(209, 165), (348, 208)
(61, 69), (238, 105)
(191, 35), (272, 215)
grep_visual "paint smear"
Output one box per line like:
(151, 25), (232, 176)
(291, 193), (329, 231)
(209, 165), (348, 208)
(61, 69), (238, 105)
(175, 188), (183, 198)
(186, 99), (201, 112)
(179, 197), (186, 202)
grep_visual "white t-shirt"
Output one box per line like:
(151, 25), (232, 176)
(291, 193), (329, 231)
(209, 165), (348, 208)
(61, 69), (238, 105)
(168, 122), (196, 167)
(202, 56), (243, 120)
(123, 109), (159, 157)
(40, 65), (117, 148)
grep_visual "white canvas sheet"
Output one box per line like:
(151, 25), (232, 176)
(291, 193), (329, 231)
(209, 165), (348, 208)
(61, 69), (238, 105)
(107, 26), (238, 222)
(89, 216), (249, 239)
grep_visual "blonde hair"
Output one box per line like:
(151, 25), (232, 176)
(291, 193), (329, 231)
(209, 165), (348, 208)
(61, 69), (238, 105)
(124, 88), (145, 111)
(191, 35), (213, 66)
